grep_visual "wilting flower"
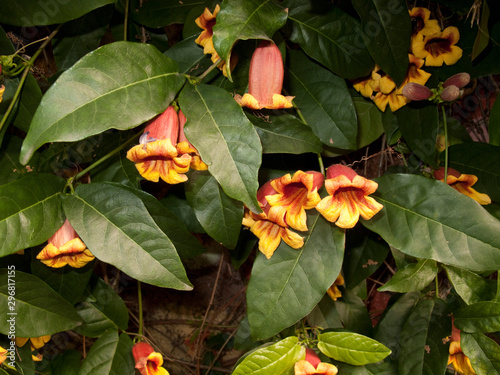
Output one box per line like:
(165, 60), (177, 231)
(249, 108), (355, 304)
(133, 342), (170, 375)
(36, 220), (94, 268)
(409, 7), (440, 40)
(327, 274), (345, 301)
(177, 110), (208, 171)
(265, 170), (324, 232)
(295, 348), (338, 375)
(243, 179), (304, 259)
(16, 336), (51, 362)
(412, 26), (463, 66)
(433, 167), (491, 205)
(0, 346), (7, 365)
(234, 40), (294, 110)
(316, 164), (383, 229)
(448, 318), (476, 374)
(127, 106), (194, 184)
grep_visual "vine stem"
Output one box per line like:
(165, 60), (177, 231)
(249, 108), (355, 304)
(442, 106), (449, 183)
(137, 280), (143, 337)
(0, 25), (62, 134)
(123, 0), (130, 42)
(196, 57), (222, 82)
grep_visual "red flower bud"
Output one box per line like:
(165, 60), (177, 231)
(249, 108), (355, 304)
(443, 72), (470, 89)
(401, 82), (432, 101)
(440, 85), (460, 102)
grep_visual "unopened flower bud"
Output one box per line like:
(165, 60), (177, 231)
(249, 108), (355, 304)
(402, 82), (432, 101)
(440, 85), (460, 102)
(443, 72), (470, 89)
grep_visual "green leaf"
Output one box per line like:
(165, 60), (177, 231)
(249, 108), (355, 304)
(318, 332), (391, 366)
(20, 41), (185, 164)
(398, 298), (449, 375)
(179, 83), (262, 212)
(285, 50), (358, 149)
(334, 289), (373, 336)
(471, 1), (490, 61)
(0, 269), (82, 337)
(374, 292), (420, 361)
(53, 5), (113, 71)
(185, 170), (243, 249)
(443, 265), (492, 305)
(0, 0), (116, 26)
(133, 0), (205, 28)
(247, 212), (345, 340)
(362, 174), (500, 272)
(454, 301), (500, 333)
(161, 194), (205, 234)
(307, 295), (344, 330)
(0, 136), (40, 184)
(490, 97), (500, 146)
(447, 142), (500, 201)
(74, 276), (129, 337)
(352, 97), (385, 150)
(378, 259), (438, 293)
(51, 350), (81, 375)
(91, 152), (141, 189)
(0, 173), (65, 255)
(79, 330), (135, 375)
(164, 35), (212, 75)
(396, 105), (440, 167)
(62, 182), (192, 290)
(461, 332), (500, 374)
(231, 336), (305, 375)
(285, 0), (374, 79)
(351, 0), (411, 86)
(248, 113), (323, 154)
(213, 0), (288, 78)
(31, 257), (94, 304)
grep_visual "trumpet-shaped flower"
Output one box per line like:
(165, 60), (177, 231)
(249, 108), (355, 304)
(409, 7), (440, 39)
(412, 26), (463, 66)
(127, 106), (193, 184)
(316, 164), (383, 228)
(295, 349), (338, 375)
(265, 170), (324, 232)
(234, 41), (294, 110)
(36, 220), (94, 268)
(133, 342), (170, 375)
(178, 110), (208, 171)
(448, 318), (476, 374)
(433, 167), (491, 205)
(327, 274), (345, 301)
(243, 180), (304, 259)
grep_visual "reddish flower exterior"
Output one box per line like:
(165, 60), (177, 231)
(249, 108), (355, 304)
(133, 342), (170, 375)
(448, 318), (476, 374)
(295, 348), (338, 375)
(434, 167), (491, 205)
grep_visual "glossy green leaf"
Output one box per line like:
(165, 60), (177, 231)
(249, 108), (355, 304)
(231, 336), (305, 375)
(0, 0), (116, 26)
(74, 276), (129, 337)
(213, 0), (288, 78)
(133, 0), (205, 28)
(447, 142), (500, 201)
(378, 259), (438, 293)
(351, 0), (411, 86)
(443, 265), (491, 305)
(396, 104), (440, 167)
(0, 269), (82, 337)
(471, 1), (490, 61)
(0, 173), (65, 256)
(374, 292), (420, 361)
(286, 0), (374, 79)
(307, 295), (344, 331)
(0, 136), (40, 184)
(161, 194), (205, 234)
(31, 258), (94, 304)
(248, 113), (323, 154)
(62, 182), (192, 290)
(362, 174), (500, 272)
(454, 301), (500, 333)
(50, 350), (81, 375)
(53, 5), (113, 71)
(352, 97), (385, 150)
(20, 41), (185, 164)
(461, 332), (500, 374)
(490, 97), (500, 146)
(179, 83), (262, 213)
(334, 289), (373, 337)
(318, 332), (391, 366)
(398, 298), (449, 375)
(185, 170), (243, 249)
(164, 35), (212, 75)
(91, 152), (141, 189)
(79, 330), (135, 375)
(286, 50), (357, 149)
(15, 342), (34, 375)
(247, 212), (345, 340)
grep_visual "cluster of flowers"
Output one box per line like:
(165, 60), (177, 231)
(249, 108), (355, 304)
(353, 7), (463, 112)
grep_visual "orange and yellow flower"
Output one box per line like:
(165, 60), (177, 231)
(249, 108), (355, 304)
(234, 40), (294, 110)
(327, 274), (345, 301)
(316, 164), (383, 229)
(434, 167), (491, 205)
(127, 106), (197, 184)
(243, 179), (304, 259)
(16, 335), (51, 362)
(0, 346), (7, 365)
(265, 170), (324, 232)
(412, 26), (463, 67)
(409, 7), (440, 40)
(133, 342), (170, 375)
(0, 85), (4, 103)
(295, 348), (338, 375)
(448, 318), (476, 374)
(36, 220), (94, 268)
(178, 110), (208, 171)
